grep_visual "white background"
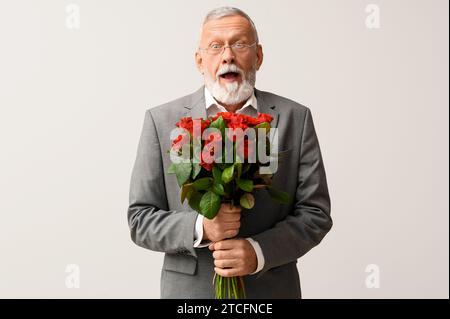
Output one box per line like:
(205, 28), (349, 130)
(0, 0), (448, 298)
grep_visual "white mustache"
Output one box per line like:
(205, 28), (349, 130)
(216, 64), (243, 78)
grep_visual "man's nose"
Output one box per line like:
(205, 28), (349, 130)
(221, 47), (235, 64)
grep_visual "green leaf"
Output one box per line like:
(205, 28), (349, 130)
(240, 193), (255, 209)
(192, 137), (202, 162)
(212, 166), (222, 184)
(188, 191), (203, 212)
(192, 162), (202, 179)
(167, 163), (176, 174)
(217, 163), (227, 170)
(267, 186), (291, 204)
(255, 122), (270, 134)
(210, 116), (226, 137)
(222, 164), (235, 184)
(193, 177), (213, 190)
(186, 186), (194, 200)
(212, 183), (225, 196)
(237, 178), (253, 192)
(180, 183), (193, 204)
(235, 162), (242, 180)
(174, 162), (192, 187)
(199, 191), (221, 219)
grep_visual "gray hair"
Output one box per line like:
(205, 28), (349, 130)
(201, 7), (259, 44)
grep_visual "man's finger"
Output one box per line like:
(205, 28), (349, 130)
(212, 249), (239, 260)
(214, 267), (240, 277)
(214, 258), (239, 269)
(222, 214), (241, 223)
(221, 204), (241, 214)
(223, 221), (240, 229)
(222, 208), (241, 214)
(213, 239), (239, 251)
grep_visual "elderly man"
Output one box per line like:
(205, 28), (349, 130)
(128, 7), (332, 299)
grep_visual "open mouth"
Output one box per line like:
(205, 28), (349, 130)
(219, 71), (240, 81)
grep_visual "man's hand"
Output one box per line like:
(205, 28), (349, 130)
(203, 203), (241, 242)
(209, 239), (257, 277)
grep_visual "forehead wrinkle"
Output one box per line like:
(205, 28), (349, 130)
(205, 29), (249, 42)
(201, 18), (254, 44)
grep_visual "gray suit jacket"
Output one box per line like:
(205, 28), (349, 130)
(127, 86), (332, 298)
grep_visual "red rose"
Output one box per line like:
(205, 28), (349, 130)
(205, 130), (222, 145)
(212, 112), (272, 126)
(200, 129), (225, 171)
(200, 142), (216, 171)
(212, 112), (234, 122)
(229, 115), (248, 129)
(176, 117), (210, 136)
(171, 132), (190, 152)
(209, 112), (273, 142)
(256, 113), (273, 124)
(176, 117), (194, 134)
(226, 124), (253, 142)
(245, 115), (260, 126)
(195, 118), (211, 134)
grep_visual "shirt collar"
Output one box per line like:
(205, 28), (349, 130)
(204, 86), (257, 114)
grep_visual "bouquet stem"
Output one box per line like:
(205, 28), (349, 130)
(213, 187), (246, 299)
(213, 273), (246, 299)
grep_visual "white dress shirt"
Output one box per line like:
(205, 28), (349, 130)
(192, 87), (265, 275)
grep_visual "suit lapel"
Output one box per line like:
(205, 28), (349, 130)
(183, 86), (207, 119)
(254, 88), (280, 146)
(254, 88), (279, 129)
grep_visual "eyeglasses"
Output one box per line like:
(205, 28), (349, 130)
(199, 42), (257, 55)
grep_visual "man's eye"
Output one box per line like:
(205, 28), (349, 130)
(210, 44), (222, 49)
(234, 43), (245, 49)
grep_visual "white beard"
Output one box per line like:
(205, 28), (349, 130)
(204, 64), (256, 105)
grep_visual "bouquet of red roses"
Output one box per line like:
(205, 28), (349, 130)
(168, 111), (290, 299)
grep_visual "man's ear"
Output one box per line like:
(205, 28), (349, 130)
(195, 51), (203, 74)
(256, 44), (264, 71)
